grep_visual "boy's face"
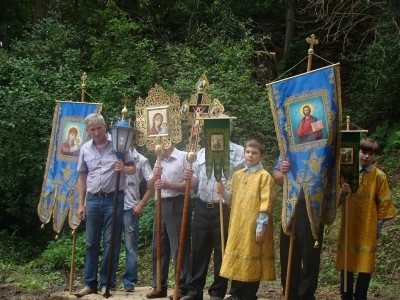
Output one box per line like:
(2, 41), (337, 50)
(245, 146), (263, 167)
(359, 149), (376, 168)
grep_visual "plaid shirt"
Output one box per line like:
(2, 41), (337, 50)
(193, 141), (245, 203)
(124, 148), (153, 210)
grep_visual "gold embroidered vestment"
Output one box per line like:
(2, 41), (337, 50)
(220, 168), (277, 281)
(336, 166), (395, 273)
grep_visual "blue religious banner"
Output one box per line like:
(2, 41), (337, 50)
(267, 64), (342, 241)
(38, 101), (102, 234)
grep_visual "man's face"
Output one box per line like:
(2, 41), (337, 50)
(359, 149), (376, 168)
(303, 107), (311, 116)
(86, 123), (107, 143)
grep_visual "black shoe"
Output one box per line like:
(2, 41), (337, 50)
(226, 296), (241, 300)
(181, 296), (196, 300)
(147, 289), (168, 299)
(168, 291), (186, 300)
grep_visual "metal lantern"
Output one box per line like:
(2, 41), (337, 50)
(110, 119), (134, 159)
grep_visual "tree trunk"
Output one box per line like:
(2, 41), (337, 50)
(33, 0), (47, 23)
(283, 0), (296, 59)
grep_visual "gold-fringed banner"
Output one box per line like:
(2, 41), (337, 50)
(204, 118), (230, 182)
(38, 101), (102, 233)
(267, 64), (342, 240)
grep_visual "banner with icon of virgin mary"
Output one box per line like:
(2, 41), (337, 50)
(267, 64), (342, 241)
(38, 101), (102, 234)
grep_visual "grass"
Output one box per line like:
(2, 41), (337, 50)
(0, 188), (399, 299)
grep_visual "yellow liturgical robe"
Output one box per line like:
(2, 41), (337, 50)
(336, 165), (395, 273)
(220, 168), (277, 282)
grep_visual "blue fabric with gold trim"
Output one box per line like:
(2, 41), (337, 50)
(38, 101), (102, 233)
(267, 65), (341, 240)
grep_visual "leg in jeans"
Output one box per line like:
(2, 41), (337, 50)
(99, 194), (124, 290)
(340, 271), (354, 300)
(122, 209), (139, 288)
(84, 194), (103, 290)
(354, 272), (371, 300)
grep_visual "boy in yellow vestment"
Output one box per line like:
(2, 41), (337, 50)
(216, 139), (277, 300)
(337, 138), (395, 300)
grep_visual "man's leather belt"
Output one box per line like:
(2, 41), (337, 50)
(91, 190), (124, 198)
(161, 195), (184, 202)
(198, 199), (220, 209)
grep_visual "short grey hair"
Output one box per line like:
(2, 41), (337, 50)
(85, 113), (106, 127)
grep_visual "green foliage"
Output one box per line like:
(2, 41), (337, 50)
(345, 17), (400, 131)
(39, 232), (86, 270)
(139, 197), (156, 247)
(0, 0), (400, 297)
(0, 230), (37, 264)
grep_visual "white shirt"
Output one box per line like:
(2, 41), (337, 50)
(152, 147), (188, 198)
(124, 148), (153, 210)
(193, 142), (245, 203)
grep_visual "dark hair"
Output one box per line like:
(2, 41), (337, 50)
(245, 139), (266, 155)
(303, 105), (311, 113)
(360, 138), (379, 154)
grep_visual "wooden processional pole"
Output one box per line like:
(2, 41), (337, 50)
(155, 142), (163, 292)
(69, 72), (87, 294)
(173, 151), (196, 300)
(284, 35), (319, 300)
(343, 116), (351, 293)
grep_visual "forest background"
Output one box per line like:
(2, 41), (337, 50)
(0, 0), (400, 299)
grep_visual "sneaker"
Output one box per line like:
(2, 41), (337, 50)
(124, 285), (135, 292)
(74, 286), (97, 298)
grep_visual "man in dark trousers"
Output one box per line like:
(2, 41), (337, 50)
(180, 117), (245, 300)
(272, 156), (324, 300)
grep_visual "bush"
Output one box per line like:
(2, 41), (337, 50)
(39, 231), (86, 270)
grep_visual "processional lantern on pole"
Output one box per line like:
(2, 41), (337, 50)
(104, 97), (135, 298)
(135, 84), (182, 293)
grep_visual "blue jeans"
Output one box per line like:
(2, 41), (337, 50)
(121, 209), (139, 288)
(84, 192), (123, 290)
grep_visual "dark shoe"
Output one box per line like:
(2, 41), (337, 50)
(100, 286), (117, 294)
(181, 296), (196, 300)
(147, 289), (168, 299)
(168, 291), (186, 300)
(210, 297), (223, 300)
(226, 296), (241, 300)
(74, 286), (97, 297)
